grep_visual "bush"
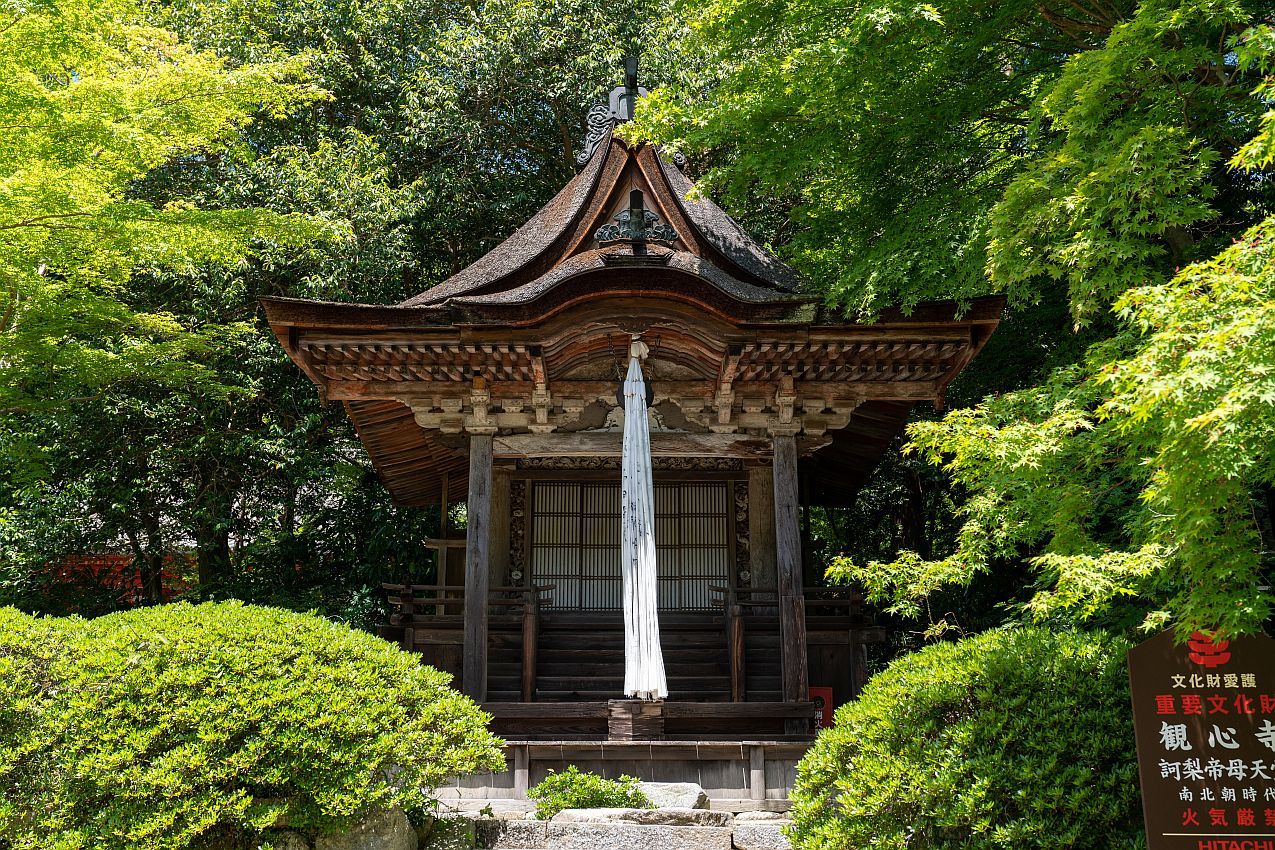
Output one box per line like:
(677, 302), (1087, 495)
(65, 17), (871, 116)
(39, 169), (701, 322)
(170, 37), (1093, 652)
(789, 628), (1142, 850)
(527, 766), (652, 819)
(0, 601), (505, 849)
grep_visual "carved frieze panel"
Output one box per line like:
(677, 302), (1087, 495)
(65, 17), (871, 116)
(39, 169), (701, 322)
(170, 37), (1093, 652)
(509, 479), (527, 583)
(734, 480), (750, 584)
(402, 389), (861, 439)
(515, 456), (744, 472)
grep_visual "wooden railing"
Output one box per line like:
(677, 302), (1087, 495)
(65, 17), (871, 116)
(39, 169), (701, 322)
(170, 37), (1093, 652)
(711, 584), (865, 703)
(711, 584), (747, 701)
(382, 583), (553, 617)
(382, 582), (555, 700)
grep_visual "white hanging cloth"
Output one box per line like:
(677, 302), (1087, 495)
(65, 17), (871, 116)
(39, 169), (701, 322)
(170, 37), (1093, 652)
(621, 339), (667, 700)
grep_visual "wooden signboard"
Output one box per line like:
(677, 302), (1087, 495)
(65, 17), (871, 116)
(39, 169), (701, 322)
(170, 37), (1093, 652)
(1130, 629), (1275, 850)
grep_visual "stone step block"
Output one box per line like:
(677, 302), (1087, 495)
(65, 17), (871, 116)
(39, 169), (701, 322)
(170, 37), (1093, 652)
(553, 808), (731, 827)
(732, 820), (792, 850)
(636, 781), (709, 810)
(545, 822), (733, 850)
(476, 818), (549, 849)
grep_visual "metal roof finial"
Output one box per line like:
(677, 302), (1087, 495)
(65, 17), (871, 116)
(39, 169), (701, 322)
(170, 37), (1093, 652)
(610, 54), (646, 123)
(576, 56), (650, 166)
(623, 55), (639, 115)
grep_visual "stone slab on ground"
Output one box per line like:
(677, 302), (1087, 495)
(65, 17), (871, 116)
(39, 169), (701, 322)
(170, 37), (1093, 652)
(553, 808), (732, 827)
(450, 807), (533, 821)
(734, 811), (788, 822)
(731, 820), (792, 850)
(545, 822), (734, 850)
(419, 816), (477, 850)
(474, 818), (549, 849)
(447, 799), (536, 817)
(315, 807), (415, 850)
(637, 782), (709, 810)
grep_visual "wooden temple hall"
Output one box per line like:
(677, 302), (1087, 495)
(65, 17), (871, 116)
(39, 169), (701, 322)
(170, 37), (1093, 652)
(262, 66), (999, 802)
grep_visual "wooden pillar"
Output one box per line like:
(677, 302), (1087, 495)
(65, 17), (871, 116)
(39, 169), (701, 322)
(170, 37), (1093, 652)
(464, 434), (493, 702)
(749, 745), (767, 801)
(772, 434), (809, 706)
(438, 472), (450, 585)
(490, 469), (512, 586)
(513, 745), (530, 796)
(748, 465), (777, 589)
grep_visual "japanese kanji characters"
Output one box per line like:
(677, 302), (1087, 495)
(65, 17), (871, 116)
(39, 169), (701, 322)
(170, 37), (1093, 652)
(1258, 720), (1275, 752)
(1211, 726), (1241, 749)
(1162, 722), (1193, 751)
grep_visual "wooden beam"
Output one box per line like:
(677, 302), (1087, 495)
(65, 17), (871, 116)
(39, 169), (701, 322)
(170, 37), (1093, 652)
(324, 377), (943, 403)
(481, 702), (610, 719)
(463, 434), (493, 702)
(772, 434), (810, 713)
(493, 431), (810, 458)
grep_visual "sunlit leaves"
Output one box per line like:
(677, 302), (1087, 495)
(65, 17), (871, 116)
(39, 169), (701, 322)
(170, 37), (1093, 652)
(835, 217), (1275, 636)
(0, 0), (325, 415)
(640, 0), (1275, 635)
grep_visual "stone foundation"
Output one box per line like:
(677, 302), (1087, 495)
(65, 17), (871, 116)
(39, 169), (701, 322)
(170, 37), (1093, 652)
(439, 740), (807, 813)
(263, 782), (795, 850)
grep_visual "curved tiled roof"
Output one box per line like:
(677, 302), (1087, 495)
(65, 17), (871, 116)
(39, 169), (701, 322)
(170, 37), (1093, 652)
(658, 157), (803, 294)
(400, 132), (614, 307)
(402, 129), (807, 309)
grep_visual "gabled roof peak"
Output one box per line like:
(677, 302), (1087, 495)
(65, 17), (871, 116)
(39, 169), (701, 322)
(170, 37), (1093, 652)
(400, 132), (807, 311)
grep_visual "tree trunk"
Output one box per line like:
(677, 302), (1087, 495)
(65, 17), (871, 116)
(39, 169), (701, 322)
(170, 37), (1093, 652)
(901, 468), (932, 560)
(195, 520), (231, 598)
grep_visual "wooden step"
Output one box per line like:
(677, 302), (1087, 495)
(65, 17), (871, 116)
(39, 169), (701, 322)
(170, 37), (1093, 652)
(536, 675), (730, 690)
(531, 689), (735, 702)
(536, 651), (727, 667)
(745, 690), (783, 701)
(534, 661), (729, 677)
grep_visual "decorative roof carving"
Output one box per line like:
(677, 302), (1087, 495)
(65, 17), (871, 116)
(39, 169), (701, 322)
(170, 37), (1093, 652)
(577, 103), (612, 166)
(400, 138), (808, 310)
(594, 191), (678, 244)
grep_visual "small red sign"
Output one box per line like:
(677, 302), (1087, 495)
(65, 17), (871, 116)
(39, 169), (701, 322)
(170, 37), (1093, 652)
(809, 686), (834, 729)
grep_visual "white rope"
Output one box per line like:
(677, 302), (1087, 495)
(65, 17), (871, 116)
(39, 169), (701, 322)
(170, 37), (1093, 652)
(621, 339), (667, 700)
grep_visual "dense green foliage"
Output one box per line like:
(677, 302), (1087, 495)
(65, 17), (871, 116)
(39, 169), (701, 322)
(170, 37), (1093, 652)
(789, 628), (1141, 850)
(6, 0), (1273, 646)
(0, 602), (504, 849)
(527, 766), (652, 820)
(0, 0), (689, 617)
(0, 0), (323, 418)
(634, 0), (1275, 636)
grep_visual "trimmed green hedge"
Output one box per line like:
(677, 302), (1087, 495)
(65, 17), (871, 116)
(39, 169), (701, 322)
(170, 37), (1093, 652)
(527, 766), (652, 820)
(0, 601), (505, 849)
(789, 628), (1142, 850)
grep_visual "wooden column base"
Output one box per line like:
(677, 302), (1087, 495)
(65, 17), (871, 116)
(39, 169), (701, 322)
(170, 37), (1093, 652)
(608, 699), (665, 741)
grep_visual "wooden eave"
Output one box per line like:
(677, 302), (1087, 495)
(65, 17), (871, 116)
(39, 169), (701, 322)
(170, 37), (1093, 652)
(261, 289), (1003, 506)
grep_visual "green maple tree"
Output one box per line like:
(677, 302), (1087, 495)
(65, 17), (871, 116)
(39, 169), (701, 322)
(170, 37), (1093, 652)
(0, 0), (325, 417)
(632, 1), (1275, 635)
